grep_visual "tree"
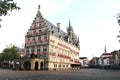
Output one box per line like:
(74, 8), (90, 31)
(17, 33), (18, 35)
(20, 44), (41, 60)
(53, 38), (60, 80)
(0, 0), (20, 16)
(1, 45), (19, 61)
(0, 0), (20, 28)
(0, 53), (2, 62)
(10, 45), (19, 60)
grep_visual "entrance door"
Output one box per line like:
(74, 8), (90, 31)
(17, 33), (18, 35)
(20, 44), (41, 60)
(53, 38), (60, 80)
(40, 62), (44, 70)
(24, 61), (31, 70)
(35, 62), (39, 70)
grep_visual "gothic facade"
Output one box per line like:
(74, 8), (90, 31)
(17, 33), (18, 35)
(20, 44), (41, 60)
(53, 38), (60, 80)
(13, 5), (80, 70)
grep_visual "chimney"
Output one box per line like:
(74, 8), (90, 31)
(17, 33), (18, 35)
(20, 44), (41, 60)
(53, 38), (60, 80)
(57, 23), (60, 32)
(57, 23), (60, 28)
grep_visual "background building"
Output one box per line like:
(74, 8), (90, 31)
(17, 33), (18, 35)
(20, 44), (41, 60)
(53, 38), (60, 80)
(80, 57), (89, 68)
(13, 5), (80, 70)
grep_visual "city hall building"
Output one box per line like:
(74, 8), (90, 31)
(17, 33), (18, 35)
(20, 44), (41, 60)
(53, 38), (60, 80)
(13, 5), (80, 70)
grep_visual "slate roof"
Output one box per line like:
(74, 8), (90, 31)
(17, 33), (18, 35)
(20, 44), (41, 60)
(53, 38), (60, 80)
(28, 5), (79, 47)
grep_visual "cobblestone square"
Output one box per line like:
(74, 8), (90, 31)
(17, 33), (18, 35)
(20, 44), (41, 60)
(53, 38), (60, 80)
(0, 69), (120, 80)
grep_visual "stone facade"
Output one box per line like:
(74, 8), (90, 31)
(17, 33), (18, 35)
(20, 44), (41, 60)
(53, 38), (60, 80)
(13, 5), (80, 70)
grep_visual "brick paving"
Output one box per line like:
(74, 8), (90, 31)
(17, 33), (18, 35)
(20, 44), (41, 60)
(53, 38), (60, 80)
(0, 69), (120, 80)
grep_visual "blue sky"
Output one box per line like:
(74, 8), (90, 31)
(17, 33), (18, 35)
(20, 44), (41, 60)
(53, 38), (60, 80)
(0, 0), (120, 59)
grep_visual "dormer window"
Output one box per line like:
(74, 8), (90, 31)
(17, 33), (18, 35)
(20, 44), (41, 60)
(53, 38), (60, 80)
(37, 14), (39, 17)
(51, 26), (53, 28)
(39, 30), (42, 34)
(52, 31), (54, 34)
(34, 24), (36, 29)
(59, 35), (61, 38)
(69, 41), (71, 43)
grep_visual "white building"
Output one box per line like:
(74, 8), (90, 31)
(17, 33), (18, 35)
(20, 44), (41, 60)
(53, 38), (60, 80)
(80, 57), (89, 68)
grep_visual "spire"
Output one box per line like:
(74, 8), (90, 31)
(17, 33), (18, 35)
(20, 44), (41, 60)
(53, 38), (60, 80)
(104, 45), (107, 53)
(38, 5), (40, 11)
(67, 19), (73, 32)
(36, 4), (41, 17)
(67, 19), (74, 39)
(69, 19), (71, 27)
(78, 36), (80, 43)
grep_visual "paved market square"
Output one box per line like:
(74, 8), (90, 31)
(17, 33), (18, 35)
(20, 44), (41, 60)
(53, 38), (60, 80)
(0, 69), (120, 80)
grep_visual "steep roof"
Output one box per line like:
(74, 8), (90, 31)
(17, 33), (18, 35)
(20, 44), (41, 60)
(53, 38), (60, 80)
(28, 5), (79, 47)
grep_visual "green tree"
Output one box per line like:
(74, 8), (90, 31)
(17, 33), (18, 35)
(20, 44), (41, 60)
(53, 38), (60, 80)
(10, 45), (19, 60)
(0, 0), (20, 16)
(1, 45), (19, 61)
(0, 53), (2, 62)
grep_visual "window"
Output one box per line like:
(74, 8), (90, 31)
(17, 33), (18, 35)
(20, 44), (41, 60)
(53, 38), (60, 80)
(56, 49), (59, 56)
(37, 48), (40, 54)
(50, 48), (53, 55)
(66, 65), (68, 67)
(51, 26), (53, 28)
(34, 24), (36, 29)
(44, 35), (47, 40)
(69, 41), (71, 43)
(38, 36), (41, 41)
(43, 47), (47, 55)
(26, 50), (29, 53)
(59, 35), (61, 38)
(54, 64), (57, 68)
(31, 49), (34, 54)
(39, 30), (42, 34)
(37, 13), (39, 17)
(52, 31), (54, 34)
(34, 31), (36, 36)
(43, 48), (47, 52)
(33, 37), (35, 43)
(59, 64), (61, 68)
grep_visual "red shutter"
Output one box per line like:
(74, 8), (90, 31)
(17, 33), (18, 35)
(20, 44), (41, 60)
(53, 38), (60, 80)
(35, 39), (38, 44)
(25, 40), (27, 44)
(41, 35), (44, 43)
(52, 52), (56, 56)
(30, 31), (34, 36)
(32, 24), (34, 29)
(30, 40), (32, 44)
(40, 51), (43, 55)
(34, 51), (37, 55)
(36, 31), (39, 35)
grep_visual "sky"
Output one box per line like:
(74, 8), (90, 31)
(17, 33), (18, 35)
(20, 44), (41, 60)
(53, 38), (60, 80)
(0, 0), (120, 60)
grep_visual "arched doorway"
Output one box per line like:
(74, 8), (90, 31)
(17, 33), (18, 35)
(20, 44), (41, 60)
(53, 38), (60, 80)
(40, 62), (44, 70)
(24, 61), (31, 70)
(35, 61), (39, 70)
